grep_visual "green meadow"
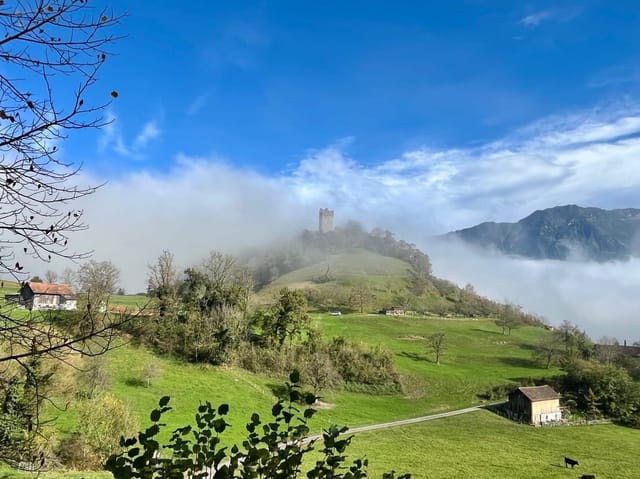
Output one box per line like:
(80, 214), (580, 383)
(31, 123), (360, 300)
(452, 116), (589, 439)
(3, 301), (638, 478)
(341, 411), (640, 479)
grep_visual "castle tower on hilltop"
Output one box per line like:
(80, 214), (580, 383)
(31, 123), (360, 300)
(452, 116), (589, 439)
(319, 208), (334, 233)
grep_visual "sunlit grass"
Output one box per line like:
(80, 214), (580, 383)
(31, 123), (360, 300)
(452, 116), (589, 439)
(340, 410), (640, 479)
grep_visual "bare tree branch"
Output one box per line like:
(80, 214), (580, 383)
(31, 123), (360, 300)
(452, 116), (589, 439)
(0, 0), (123, 279)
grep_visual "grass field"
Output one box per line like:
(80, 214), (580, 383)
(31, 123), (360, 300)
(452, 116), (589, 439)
(313, 314), (558, 427)
(48, 314), (561, 444)
(109, 294), (149, 308)
(256, 249), (412, 309)
(337, 410), (640, 478)
(4, 307), (638, 478)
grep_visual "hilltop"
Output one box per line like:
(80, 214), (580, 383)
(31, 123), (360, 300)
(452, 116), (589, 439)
(447, 204), (640, 261)
(244, 222), (536, 320)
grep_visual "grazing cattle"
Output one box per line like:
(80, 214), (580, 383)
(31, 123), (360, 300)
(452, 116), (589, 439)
(564, 457), (579, 468)
(579, 475), (595, 479)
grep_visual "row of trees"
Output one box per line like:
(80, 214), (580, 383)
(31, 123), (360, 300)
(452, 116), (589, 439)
(134, 250), (402, 394)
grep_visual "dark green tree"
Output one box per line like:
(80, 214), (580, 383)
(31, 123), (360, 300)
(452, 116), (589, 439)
(533, 334), (563, 369)
(263, 288), (311, 347)
(554, 320), (594, 365)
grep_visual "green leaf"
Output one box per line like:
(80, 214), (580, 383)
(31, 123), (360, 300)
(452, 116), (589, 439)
(127, 447), (140, 458)
(159, 396), (170, 407)
(150, 409), (161, 422)
(289, 369), (300, 383)
(218, 404), (229, 415)
(272, 402), (284, 416)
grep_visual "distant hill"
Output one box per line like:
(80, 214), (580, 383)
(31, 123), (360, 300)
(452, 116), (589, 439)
(447, 205), (640, 261)
(245, 222), (543, 323)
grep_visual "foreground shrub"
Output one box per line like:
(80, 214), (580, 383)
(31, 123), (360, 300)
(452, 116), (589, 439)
(106, 372), (411, 479)
(327, 338), (401, 392)
(64, 394), (139, 469)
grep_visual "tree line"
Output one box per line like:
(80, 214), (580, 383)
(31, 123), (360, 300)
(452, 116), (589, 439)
(530, 321), (640, 428)
(122, 250), (401, 395)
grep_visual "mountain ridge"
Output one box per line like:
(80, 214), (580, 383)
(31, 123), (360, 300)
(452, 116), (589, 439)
(447, 204), (640, 261)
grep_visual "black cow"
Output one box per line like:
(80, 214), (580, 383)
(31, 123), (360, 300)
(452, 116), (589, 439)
(564, 457), (579, 468)
(579, 475), (595, 479)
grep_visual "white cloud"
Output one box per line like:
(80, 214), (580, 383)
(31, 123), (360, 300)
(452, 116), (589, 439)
(134, 121), (161, 149)
(25, 103), (640, 340)
(425, 238), (640, 343)
(519, 11), (551, 28)
(518, 7), (580, 29)
(98, 111), (162, 160)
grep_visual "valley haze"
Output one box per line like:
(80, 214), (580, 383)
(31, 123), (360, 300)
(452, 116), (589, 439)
(38, 106), (640, 343)
(17, 3), (640, 344)
(34, 176), (640, 343)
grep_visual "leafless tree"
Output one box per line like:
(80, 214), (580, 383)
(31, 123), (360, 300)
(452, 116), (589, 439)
(201, 251), (237, 289)
(60, 266), (76, 288)
(0, 3), (126, 466)
(0, 0), (121, 279)
(147, 250), (180, 316)
(596, 336), (620, 365)
(77, 259), (120, 306)
(349, 282), (372, 314)
(148, 250), (179, 295)
(44, 269), (58, 284)
(427, 332), (446, 365)
(495, 302), (523, 335)
(533, 333), (562, 369)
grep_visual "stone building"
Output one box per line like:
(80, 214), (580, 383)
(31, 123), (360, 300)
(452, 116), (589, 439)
(319, 208), (334, 233)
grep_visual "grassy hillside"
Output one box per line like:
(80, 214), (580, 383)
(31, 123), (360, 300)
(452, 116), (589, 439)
(340, 410), (640, 479)
(109, 293), (149, 308)
(256, 248), (412, 309)
(11, 311), (638, 478)
(272, 249), (411, 285)
(311, 314), (555, 427)
(50, 314), (557, 439)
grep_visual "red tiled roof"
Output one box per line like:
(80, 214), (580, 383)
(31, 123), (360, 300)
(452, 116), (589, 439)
(517, 385), (561, 402)
(27, 281), (74, 296)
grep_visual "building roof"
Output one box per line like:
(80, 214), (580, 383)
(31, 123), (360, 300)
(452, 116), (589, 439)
(26, 281), (74, 296)
(516, 385), (561, 402)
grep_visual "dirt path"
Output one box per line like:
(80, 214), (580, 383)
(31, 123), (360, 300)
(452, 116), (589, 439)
(305, 404), (488, 442)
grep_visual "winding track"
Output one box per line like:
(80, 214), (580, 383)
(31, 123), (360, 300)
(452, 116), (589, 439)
(305, 404), (492, 442)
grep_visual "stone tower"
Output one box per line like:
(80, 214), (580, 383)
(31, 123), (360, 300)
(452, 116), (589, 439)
(319, 208), (334, 233)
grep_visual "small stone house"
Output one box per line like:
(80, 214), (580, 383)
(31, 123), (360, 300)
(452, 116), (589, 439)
(17, 281), (77, 311)
(382, 306), (405, 316)
(508, 385), (562, 425)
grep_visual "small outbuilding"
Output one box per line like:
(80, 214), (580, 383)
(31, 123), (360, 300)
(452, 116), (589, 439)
(13, 281), (77, 311)
(508, 385), (562, 425)
(381, 306), (405, 316)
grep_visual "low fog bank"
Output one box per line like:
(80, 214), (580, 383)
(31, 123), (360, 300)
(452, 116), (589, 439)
(22, 158), (318, 292)
(424, 237), (640, 343)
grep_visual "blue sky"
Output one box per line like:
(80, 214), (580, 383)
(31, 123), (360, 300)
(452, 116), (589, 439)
(80, 1), (640, 176)
(27, 1), (640, 338)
